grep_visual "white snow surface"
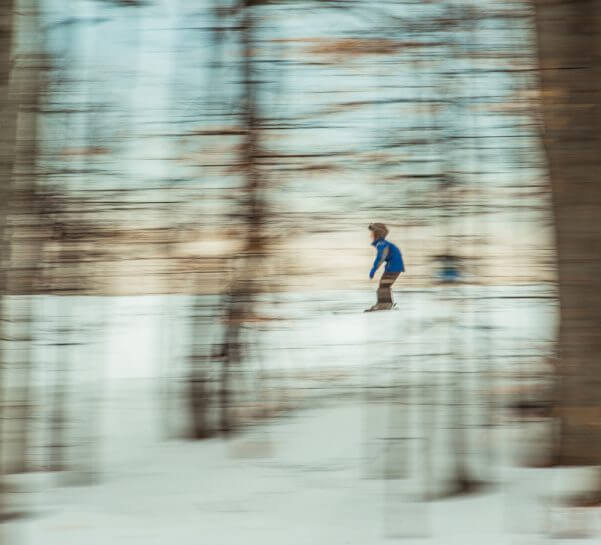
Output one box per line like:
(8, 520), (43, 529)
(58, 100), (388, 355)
(4, 286), (601, 544)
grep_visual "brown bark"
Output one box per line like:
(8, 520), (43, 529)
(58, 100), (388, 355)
(218, 0), (265, 435)
(534, 0), (601, 467)
(7, 0), (44, 474)
(0, 0), (16, 522)
(0, 2), (16, 226)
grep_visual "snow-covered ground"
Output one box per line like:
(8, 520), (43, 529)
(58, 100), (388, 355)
(7, 284), (558, 380)
(4, 397), (601, 545)
(5, 285), (600, 544)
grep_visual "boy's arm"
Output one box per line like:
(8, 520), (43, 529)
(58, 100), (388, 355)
(369, 242), (389, 278)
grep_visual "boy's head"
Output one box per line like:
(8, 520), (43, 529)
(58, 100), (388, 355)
(369, 223), (388, 241)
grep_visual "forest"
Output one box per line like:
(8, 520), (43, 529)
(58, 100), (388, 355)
(1, 0), (600, 543)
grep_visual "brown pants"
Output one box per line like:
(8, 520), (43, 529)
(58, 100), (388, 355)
(377, 272), (400, 305)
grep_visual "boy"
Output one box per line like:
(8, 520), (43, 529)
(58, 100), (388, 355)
(366, 223), (405, 312)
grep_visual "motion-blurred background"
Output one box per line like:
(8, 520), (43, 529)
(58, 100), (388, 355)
(0, 0), (600, 543)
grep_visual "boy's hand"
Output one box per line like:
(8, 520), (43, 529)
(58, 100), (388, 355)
(369, 270), (375, 279)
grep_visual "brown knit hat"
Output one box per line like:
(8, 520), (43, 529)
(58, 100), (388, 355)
(368, 223), (388, 239)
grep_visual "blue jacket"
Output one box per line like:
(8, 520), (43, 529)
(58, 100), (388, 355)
(370, 238), (405, 278)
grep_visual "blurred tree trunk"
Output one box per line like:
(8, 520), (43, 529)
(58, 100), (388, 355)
(0, 3), (16, 233)
(7, 0), (44, 474)
(49, 292), (69, 473)
(534, 0), (601, 496)
(184, 1), (231, 441)
(0, 0), (17, 520)
(187, 291), (213, 439)
(219, 0), (265, 435)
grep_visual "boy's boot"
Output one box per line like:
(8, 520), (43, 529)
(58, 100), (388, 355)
(365, 302), (393, 312)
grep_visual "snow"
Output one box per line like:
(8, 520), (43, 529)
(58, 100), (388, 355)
(4, 285), (599, 544)
(8, 284), (557, 382)
(5, 399), (601, 544)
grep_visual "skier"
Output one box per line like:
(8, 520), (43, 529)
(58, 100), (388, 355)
(366, 223), (405, 312)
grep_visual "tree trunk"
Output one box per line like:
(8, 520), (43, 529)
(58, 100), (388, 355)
(218, 0), (264, 436)
(187, 291), (213, 439)
(7, 0), (44, 474)
(0, 0), (17, 522)
(0, 2), (16, 230)
(534, 0), (601, 480)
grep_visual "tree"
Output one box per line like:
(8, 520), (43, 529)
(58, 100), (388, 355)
(6, 0), (45, 475)
(218, 0), (265, 435)
(0, 0), (17, 521)
(534, 0), (601, 502)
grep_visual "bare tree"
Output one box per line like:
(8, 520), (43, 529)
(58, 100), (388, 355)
(0, 0), (17, 522)
(6, 0), (45, 475)
(218, 0), (265, 435)
(535, 0), (601, 503)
